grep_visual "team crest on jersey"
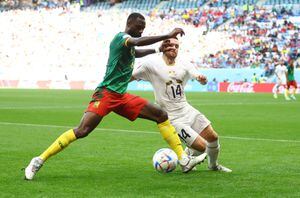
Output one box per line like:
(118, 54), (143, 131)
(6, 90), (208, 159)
(166, 80), (172, 85)
(94, 101), (100, 108)
(176, 79), (183, 84)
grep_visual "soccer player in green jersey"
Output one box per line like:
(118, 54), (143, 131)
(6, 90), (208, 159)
(286, 59), (297, 100)
(25, 13), (206, 180)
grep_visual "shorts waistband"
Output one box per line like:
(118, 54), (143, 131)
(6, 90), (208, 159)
(98, 87), (125, 97)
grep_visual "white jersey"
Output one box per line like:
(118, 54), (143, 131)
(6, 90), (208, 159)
(274, 65), (287, 84)
(133, 55), (199, 114)
(133, 55), (211, 146)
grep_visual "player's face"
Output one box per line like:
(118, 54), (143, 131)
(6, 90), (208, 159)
(128, 18), (145, 37)
(163, 38), (179, 59)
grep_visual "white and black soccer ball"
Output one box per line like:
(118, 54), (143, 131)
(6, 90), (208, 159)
(152, 148), (178, 173)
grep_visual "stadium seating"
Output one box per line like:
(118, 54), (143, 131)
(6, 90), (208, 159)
(211, 0), (258, 7)
(85, 1), (112, 11)
(264, 0), (300, 5)
(0, 1), (299, 85)
(118, 0), (161, 10)
(161, 0), (206, 10)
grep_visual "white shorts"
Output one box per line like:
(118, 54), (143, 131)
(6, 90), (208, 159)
(169, 104), (211, 147)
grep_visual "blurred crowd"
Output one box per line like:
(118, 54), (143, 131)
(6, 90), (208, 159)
(0, 3), (299, 81)
(201, 8), (300, 77)
(151, 5), (233, 31)
(199, 6), (300, 78)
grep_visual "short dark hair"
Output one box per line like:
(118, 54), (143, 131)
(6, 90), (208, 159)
(127, 13), (145, 24)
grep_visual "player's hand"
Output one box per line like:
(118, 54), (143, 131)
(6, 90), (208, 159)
(159, 39), (170, 52)
(197, 75), (207, 85)
(168, 28), (185, 38)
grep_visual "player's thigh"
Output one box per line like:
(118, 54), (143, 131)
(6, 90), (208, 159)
(289, 80), (297, 89)
(173, 123), (204, 148)
(191, 112), (211, 134)
(114, 94), (162, 122)
(190, 112), (218, 142)
(294, 81), (298, 89)
(137, 102), (167, 123)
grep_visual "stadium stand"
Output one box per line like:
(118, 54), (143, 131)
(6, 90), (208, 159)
(118, 0), (161, 10)
(161, 0), (206, 10)
(0, 0), (299, 85)
(264, 0), (300, 5)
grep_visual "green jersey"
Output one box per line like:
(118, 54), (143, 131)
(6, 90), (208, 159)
(98, 32), (135, 94)
(287, 65), (295, 81)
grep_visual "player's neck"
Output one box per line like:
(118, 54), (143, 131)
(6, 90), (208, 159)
(163, 55), (175, 66)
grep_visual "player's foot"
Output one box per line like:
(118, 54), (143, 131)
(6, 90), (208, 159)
(25, 157), (44, 180)
(273, 93), (278, 99)
(285, 96), (291, 101)
(180, 153), (207, 173)
(290, 95), (297, 100)
(184, 147), (204, 157)
(209, 164), (232, 172)
(184, 147), (193, 156)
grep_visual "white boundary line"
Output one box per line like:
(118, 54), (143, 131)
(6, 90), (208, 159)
(0, 121), (299, 143)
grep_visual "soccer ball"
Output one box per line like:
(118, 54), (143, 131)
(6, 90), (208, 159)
(152, 148), (178, 173)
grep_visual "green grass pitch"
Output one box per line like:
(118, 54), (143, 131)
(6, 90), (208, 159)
(0, 89), (300, 197)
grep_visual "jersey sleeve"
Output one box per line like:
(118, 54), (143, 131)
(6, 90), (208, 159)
(113, 33), (131, 48)
(184, 61), (200, 79)
(132, 60), (151, 81)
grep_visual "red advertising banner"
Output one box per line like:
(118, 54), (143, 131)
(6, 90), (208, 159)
(219, 82), (300, 93)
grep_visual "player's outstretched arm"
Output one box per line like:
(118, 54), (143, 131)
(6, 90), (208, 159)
(126, 28), (185, 47)
(135, 39), (173, 58)
(135, 49), (156, 58)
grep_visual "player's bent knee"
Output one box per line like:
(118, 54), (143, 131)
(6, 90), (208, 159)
(157, 109), (168, 123)
(209, 133), (218, 142)
(74, 127), (92, 138)
(201, 125), (219, 142)
(191, 137), (206, 152)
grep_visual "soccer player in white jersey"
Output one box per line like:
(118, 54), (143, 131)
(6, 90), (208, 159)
(274, 61), (289, 100)
(132, 38), (231, 172)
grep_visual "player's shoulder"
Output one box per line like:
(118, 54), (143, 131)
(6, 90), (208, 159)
(143, 54), (163, 66)
(116, 32), (129, 37)
(178, 58), (194, 70)
(113, 32), (131, 41)
(275, 65), (282, 70)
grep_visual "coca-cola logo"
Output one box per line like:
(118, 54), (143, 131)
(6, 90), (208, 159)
(227, 82), (254, 93)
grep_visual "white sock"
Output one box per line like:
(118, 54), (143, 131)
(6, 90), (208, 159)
(206, 140), (220, 168)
